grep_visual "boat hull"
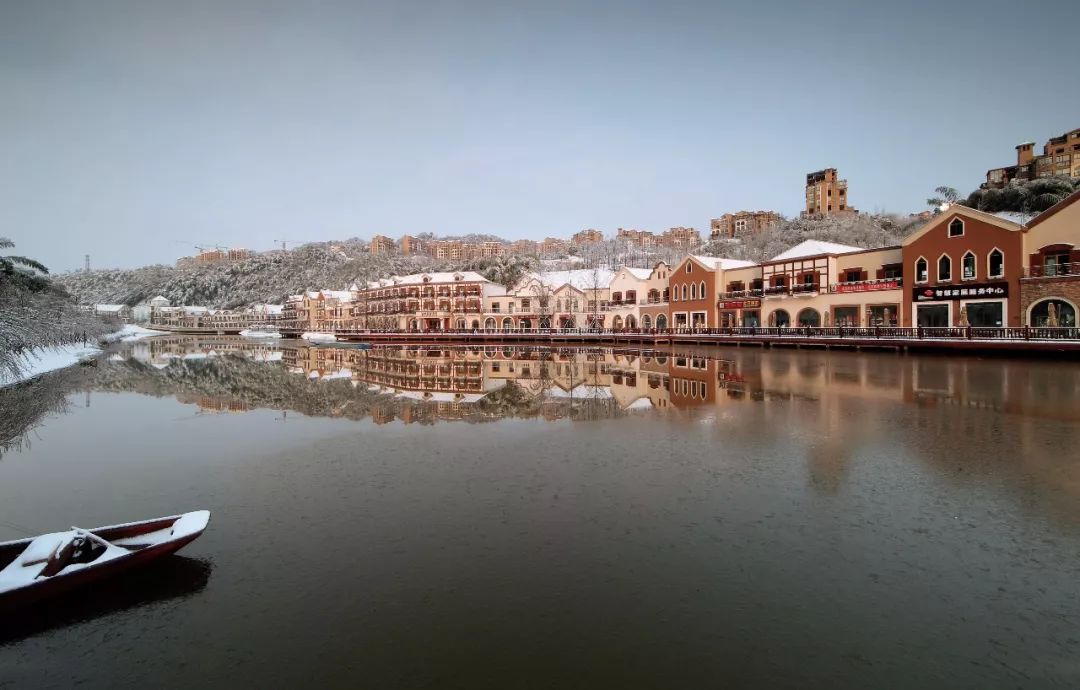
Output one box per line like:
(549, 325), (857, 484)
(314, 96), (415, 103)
(0, 512), (210, 612)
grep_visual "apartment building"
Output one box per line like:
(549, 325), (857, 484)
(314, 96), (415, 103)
(484, 269), (615, 329)
(710, 211), (783, 239)
(358, 271), (504, 331)
(540, 237), (569, 255)
(400, 235), (424, 255)
(616, 228), (656, 248)
(510, 239), (539, 255)
(571, 229), (605, 245)
(607, 263), (672, 329)
(369, 235), (395, 255)
(985, 127), (1080, 188)
(803, 168), (855, 217)
(657, 227), (701, 249)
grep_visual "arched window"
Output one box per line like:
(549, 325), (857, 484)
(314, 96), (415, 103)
(690, 283), (697, 300)
(700, 281), (706, 300)
(1030, 299), (1077, 327)
(962, 252), (976, 280)
(484, 317), (496, 329)
(501, 317), (512, 329)
(948, 218), (964, 237)
(915, 257), (928, 283)
(642, 314), (653, 329)
(797, 308), (820, 326)
(682, 285), (688, 300)
(686, 262), (693, 273)
(988, 249), (1004, 278)
(655, 314), (668, 329)
(938, 255), (952, 282)
(772, 309), (790, 327)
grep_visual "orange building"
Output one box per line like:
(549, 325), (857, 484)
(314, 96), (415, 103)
(803, 168), (856, 217)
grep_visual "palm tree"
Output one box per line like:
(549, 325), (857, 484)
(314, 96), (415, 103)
(926, 186), (960, 211)
(0, 238), (51, 293)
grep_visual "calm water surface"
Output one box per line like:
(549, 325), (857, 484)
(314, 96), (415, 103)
(1, 339), (1079, 689)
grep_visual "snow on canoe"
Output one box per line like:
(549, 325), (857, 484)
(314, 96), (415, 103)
(0, 510), (210, 611)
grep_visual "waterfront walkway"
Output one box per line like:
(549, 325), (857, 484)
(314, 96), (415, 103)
(148, 323), (1080, 354)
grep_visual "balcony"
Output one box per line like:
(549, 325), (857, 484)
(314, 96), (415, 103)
(1024, 262), (1079, 279)
(720, 289), (764, 299)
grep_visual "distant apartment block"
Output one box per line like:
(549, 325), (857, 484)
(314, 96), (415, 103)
(710, 211), (783, 239)
(510, 239), (539, 255)
(616, 228), (656, 248)
(370, 235), (396, 255)
(540, 237), (569, 255)
(803, 168), (855, 217)
(657, 227), (701, 249)
(571, 229), (605, 245)
(985, 127), (1080, 188)
(400, 235), (424, 256)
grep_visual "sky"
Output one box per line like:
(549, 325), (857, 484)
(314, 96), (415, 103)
(1, 0), (1077, 271)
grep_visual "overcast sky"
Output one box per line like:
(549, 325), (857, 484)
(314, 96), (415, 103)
(1, 0), (1076, 271)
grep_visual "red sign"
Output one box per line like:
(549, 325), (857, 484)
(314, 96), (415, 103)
(836, 280), (899, 293)
(717, 299), (761, 310)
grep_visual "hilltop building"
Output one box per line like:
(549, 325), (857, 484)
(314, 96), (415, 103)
(803, 168), (856, 218)
(985, 127), (1080, 188)
(710, 211), (783, 239)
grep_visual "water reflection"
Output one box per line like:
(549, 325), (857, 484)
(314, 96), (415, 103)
(96, 336), (1080, 427)
(0, 556), (212, 645)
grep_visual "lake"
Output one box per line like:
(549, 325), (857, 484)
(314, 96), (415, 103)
(1, 338), (1079, 689)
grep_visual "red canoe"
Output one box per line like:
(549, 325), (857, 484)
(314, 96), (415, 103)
(0, 510), (210, 611)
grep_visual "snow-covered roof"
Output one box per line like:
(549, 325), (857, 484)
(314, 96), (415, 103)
(254, 304), (284, 315)
(621, 267), (653, 280)
(688, 255), (757, 270)
(991, 211), (1036, 225)
(366, 271), (490, 289)
(183, 306), (209, 314)
(522, 268), (616, 291)
(769, 240), (866, 261)
(94, 304), (126, 312)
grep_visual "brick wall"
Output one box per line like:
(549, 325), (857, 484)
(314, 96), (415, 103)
(1019, 277), (1080, 325)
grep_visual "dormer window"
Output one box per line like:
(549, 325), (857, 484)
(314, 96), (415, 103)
(686, 262), (693, 273)
(948, 218), (964, 237)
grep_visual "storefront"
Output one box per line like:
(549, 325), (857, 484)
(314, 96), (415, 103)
(717, 299), (761, 328)
(911, 281), (1008, 327)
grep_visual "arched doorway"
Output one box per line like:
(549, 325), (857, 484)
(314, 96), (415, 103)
(560, 315), (575, 329)
(501, 317), (512, 330)
(1029, 298), (1077, 327)
(519, 318), (532, 330)
(612, 315), (624, 329)
(485, 317), (496, 330)
(409, 319), (419, 331)
(626, 315), (637, 329)
(655, 314), (668, 330)
(771, 310), (790, 327)
(642, 314), (652, 330)
(539, 317), (551, 329)
(797, 308), (820, 327)
(456, 318), (467, 330)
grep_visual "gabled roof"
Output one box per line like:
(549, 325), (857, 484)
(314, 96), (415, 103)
(683, 255), (756, 271)
(902, 204), (1023, 245)
(522, 268), (616, 291)
(1025, 189), (1080, 229)
(769, 240), (865, 261)
(620, 267), (653, 280)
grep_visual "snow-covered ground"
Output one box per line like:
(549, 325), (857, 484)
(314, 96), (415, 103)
(301, 332), (336, 342)
(102, 324), (169, 343)
(0, 344), (102, 388)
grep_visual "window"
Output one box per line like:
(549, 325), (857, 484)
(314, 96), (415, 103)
(690, 283), (697, 300)
(988, 249), (1004, 278)
(797, 308), (820, 327)
(948, 219), (964, 237)
(938, 255), (952, 282)
(1030, 299), (1077, 327)
(962, 252), (976, 280)
(699, 281), (706, 299)
(686, 262), (693, 274)
(681, 285), (688, 300)
(1045, 252), (1070, 277)
(492, 302), (501, 313)
(845, 270), (861, 283)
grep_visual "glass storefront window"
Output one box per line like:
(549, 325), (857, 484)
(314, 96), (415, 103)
(965, 301), (1003, 327)
(742, 310), (760, 327)
(833, 306), (859, 326)
(867, 305), (898, 327)
(1030, 299), (1076, 327)
(917, 304), (950, 327)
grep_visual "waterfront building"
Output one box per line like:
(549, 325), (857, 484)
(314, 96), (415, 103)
(608, 265), (674, 330)
(803, 168), (856, 218)
(360, 272), (501, 331)
(734, 240), (903, 328)
(710, 211), (783, 239)
(667, 255), (756, 329)
(901, 206), (1024, 327)
(1020, 190), (1080, 326)
(369, 235), (395, 255)
(487, 269), (615, 329)
(984, 127), (1080, 188)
